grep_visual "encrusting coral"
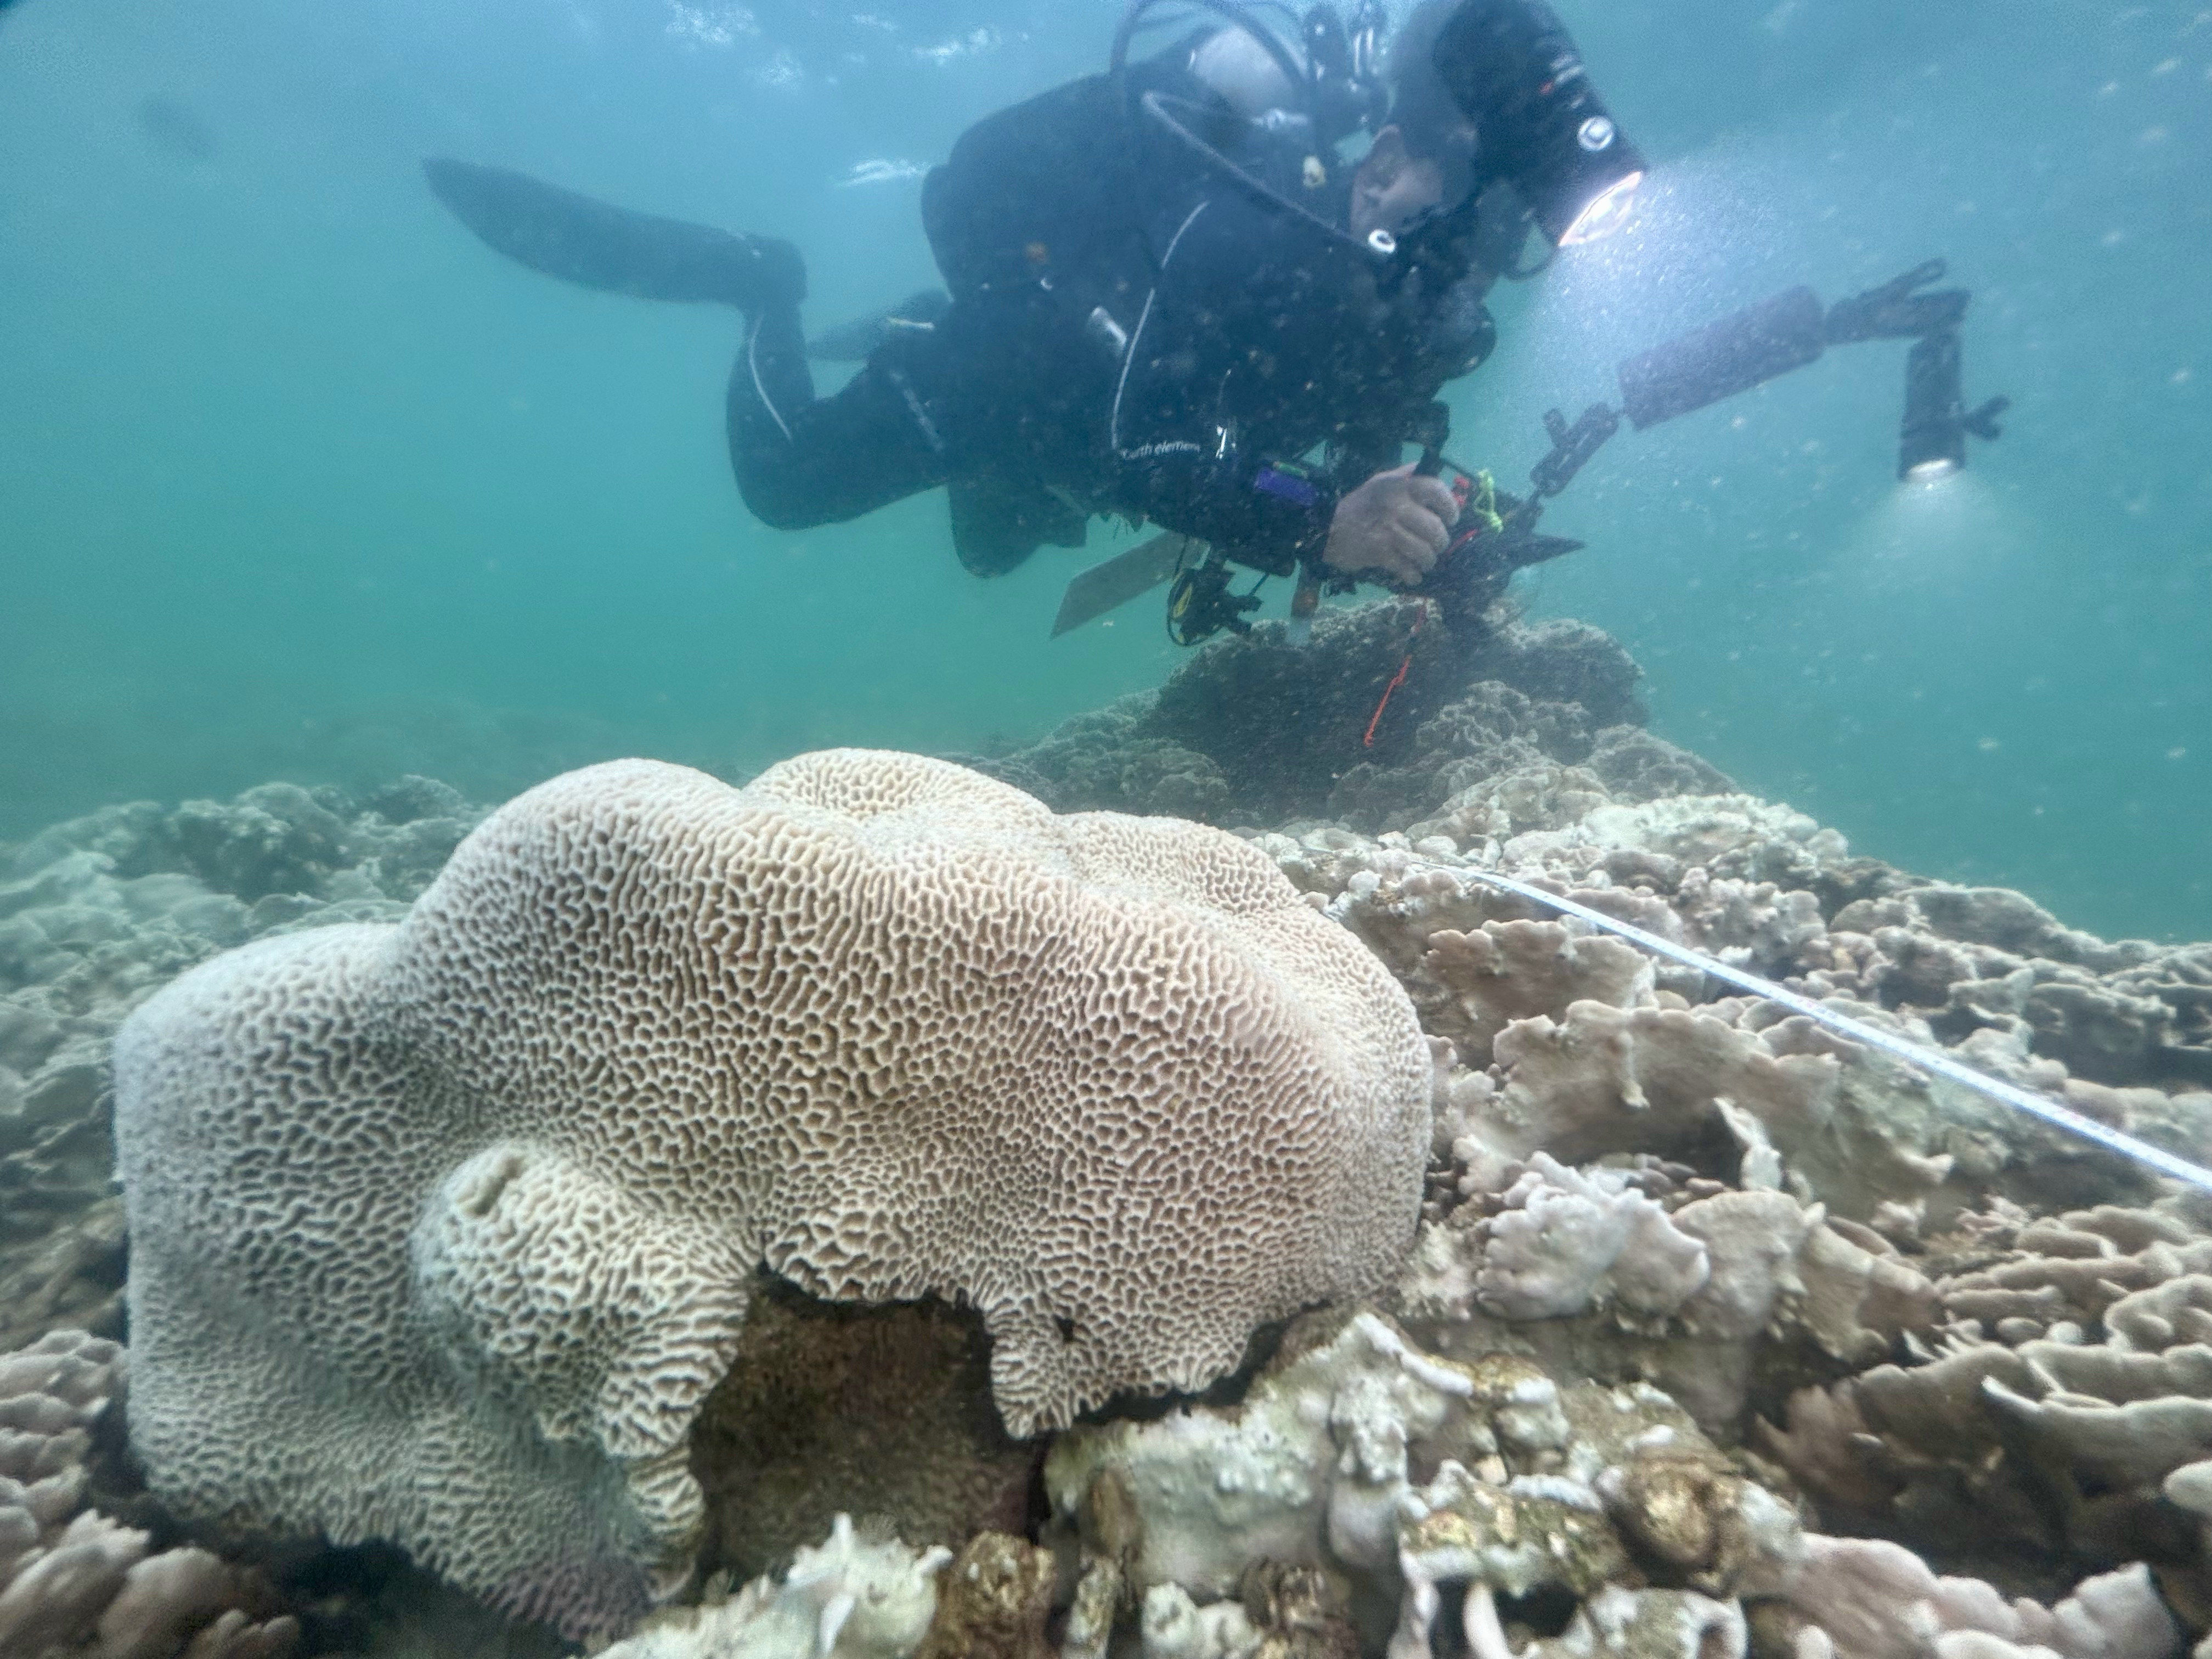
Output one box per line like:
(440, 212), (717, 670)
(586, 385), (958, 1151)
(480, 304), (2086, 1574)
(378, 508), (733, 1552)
(110, 751), (1432, 1638)
(685, 1274), (1040, 1585)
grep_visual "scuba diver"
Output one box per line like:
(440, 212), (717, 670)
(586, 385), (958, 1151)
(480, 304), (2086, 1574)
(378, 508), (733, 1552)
(425, 0), (1648, 620)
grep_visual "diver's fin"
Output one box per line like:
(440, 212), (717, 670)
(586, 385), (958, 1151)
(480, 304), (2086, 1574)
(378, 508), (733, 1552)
(806, 290), (953, 361)
(422, 157), (802, 309)
(1052, 532), (1196, 636)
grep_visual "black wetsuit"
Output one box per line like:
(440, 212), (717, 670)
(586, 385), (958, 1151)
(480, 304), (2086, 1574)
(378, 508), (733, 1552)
(728, 49), (1492, 578)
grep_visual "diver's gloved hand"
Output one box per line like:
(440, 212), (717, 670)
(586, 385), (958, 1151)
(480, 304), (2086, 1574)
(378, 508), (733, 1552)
(1322, 463), (1457, 585)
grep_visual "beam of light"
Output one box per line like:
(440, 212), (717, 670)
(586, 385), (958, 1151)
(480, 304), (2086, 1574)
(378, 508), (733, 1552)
(1843, 466), (2034, 591)
(1469, 140), (1799, 434)
(1558, 171), (1645, 246)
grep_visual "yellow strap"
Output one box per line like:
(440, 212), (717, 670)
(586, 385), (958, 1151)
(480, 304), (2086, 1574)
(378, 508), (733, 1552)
(1464, 468), (1503, 538)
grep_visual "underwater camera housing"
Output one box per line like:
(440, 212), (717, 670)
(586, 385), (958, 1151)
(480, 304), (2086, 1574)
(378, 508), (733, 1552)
(1429, 0), (1648, 247)
(1288, 264), (2009, 630)
(1053, 261), (2011, 642)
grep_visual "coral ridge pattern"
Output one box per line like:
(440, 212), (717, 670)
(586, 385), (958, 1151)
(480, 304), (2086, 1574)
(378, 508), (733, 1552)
(107, 750), (1430, 1636)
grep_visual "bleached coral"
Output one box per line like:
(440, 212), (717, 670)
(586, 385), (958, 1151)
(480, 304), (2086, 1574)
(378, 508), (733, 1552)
(1755, 1195), (2212, 1623)
(1042, 1312), (1477, 1601)
(597, 1515), (951, 1659)
(1418, 921), (1656, 1064)
(113, 752), (1431, 1634)
(1047, 1310), (1805, 1659)
(2, 600), (2201, 1659)
(688, 1283), (1036, 1588)
(1259, 789), (2208, 1234)
(1779, 1538), (2178, 1659)
(1465, 1154), (1711, 1322)
(1400, 1164), (1934, 1435)
(1142, 1583), (1266, 1659)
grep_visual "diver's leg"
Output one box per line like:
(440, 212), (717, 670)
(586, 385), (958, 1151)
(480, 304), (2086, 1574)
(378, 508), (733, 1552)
(726, 302), (951, 531)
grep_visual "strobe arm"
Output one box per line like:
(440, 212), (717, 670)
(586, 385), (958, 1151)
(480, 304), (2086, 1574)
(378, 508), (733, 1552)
(1528, 403), (1621, 498)
(1616, 285), (1829, 430)
(1823, 258), (1965, 343)
(1438, 257), (2009, 620)
(1596, 259), (2007, 479)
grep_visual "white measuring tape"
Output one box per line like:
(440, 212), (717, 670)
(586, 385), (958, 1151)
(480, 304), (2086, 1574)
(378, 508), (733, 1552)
(1408, 858), (2212, 1192)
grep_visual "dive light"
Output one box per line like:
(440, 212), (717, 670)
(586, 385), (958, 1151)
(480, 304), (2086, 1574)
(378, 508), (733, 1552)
(1901, 331), (1974, 481)
(1821, 259), (2009, 479)
(1429, 0), (1647, 247)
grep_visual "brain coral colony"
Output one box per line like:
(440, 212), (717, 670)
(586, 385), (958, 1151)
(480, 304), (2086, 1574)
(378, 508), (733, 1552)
(108, 750), (1433, 1639)
(1, 601), (2209, 1659)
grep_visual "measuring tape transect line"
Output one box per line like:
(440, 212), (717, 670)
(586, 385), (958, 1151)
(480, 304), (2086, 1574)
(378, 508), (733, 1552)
(1380, 856), (2212, 1192)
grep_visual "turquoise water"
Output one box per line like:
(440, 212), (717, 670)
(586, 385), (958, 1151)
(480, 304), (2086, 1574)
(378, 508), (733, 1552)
(1, 0), (2205, 939)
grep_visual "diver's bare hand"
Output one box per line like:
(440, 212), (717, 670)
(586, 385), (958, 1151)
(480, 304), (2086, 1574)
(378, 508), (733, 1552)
(1323, 464), (1456, 585)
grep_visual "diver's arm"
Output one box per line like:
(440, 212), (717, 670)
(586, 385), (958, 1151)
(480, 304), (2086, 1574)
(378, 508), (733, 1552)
(1116, 448), (1337, 580)
(1119, 449), (1452, 586)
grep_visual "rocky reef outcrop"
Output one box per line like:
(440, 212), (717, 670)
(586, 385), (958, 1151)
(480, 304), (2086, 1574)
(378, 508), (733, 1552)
(969, 600), (1712, 834)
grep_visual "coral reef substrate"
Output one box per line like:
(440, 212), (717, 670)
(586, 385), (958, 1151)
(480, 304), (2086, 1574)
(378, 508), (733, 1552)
(2, 598), (2208, 1659)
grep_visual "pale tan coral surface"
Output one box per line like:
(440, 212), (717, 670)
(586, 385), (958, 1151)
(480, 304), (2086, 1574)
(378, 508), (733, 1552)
(109, 752), (1431, 1638)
